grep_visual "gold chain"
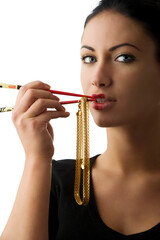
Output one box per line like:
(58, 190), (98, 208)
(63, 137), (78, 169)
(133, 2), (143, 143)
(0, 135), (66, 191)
(74, 97), (90, 206)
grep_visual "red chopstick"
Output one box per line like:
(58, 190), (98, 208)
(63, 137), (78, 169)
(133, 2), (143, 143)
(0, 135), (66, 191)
(48, 89), (94, 99)
(0, 83), (96, 105)
(48, 89), (96, 105)
(60, 99), (95, 105)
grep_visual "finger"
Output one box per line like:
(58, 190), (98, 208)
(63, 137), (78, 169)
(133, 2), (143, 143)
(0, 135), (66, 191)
(15, 88), (60, 114)
(25, 99), (65, 118)
(23, 111), (70, 129)
(15, 80), (51, 106)
(35, 110), (70, 123)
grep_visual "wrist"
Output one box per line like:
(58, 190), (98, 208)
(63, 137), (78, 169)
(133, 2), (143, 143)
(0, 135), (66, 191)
(24, 155), (52, 170)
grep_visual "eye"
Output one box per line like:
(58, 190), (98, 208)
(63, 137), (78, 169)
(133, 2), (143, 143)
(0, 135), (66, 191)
(115, 54), (135, 63)
(81, 55), (97, 64)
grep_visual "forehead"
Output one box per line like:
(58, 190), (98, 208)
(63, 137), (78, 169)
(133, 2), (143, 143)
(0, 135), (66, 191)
(82, 11), (151, 50)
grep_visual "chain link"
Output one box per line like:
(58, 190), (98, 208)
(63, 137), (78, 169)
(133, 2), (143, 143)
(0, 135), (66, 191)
(74, 97), (90, 206)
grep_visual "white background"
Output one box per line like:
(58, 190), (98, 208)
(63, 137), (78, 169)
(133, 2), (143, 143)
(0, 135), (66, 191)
(0, 0), (107, 233)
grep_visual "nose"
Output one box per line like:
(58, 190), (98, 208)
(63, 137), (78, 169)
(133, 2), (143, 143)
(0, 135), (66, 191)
(92, 62), (112, 88)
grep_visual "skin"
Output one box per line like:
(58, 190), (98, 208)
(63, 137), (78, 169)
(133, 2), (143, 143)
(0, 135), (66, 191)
(1, 81), (70, 240)
(1, 10), (160, 239)
(81, 11), (160, 235)
(81, 10), (160, 174)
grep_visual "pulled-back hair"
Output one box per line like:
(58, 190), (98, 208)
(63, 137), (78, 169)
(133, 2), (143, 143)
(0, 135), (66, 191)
(84, 0), (160, 62)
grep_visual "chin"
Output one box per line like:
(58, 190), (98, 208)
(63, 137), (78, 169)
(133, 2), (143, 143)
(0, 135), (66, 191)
(92, 115), (116, 128)
(89, 105), (119, 128)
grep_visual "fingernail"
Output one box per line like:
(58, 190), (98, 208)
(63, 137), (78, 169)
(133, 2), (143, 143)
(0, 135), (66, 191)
(45, 84), (51, 89)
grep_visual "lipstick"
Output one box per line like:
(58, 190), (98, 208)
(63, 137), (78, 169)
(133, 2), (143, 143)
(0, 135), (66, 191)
(91, 94), (117, 110)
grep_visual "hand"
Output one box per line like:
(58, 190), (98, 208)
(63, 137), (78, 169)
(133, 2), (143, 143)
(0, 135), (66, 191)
(12, 81), (70, 163)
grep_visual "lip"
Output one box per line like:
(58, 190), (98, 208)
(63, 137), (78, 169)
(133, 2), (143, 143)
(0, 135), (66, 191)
(91, 93), (117, 110)
(92, 94), (105, 99)
(91, 94), (117, 102)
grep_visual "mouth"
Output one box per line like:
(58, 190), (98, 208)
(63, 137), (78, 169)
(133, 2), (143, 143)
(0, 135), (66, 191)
(91, 94), (117, 111)
(91, 94), (117, 103)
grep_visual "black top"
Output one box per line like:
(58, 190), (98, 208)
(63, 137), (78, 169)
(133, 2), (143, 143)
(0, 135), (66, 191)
(49, 154), (160, 240)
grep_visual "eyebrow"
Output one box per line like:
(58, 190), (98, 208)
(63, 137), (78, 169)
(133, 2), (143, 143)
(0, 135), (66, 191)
(81, 43), (141, 52)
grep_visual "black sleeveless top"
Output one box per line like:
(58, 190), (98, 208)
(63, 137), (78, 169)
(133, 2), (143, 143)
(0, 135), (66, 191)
(49, 154), (160, 240)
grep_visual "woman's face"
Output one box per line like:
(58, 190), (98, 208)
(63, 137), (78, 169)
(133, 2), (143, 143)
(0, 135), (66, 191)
(80, 11), (160, 127)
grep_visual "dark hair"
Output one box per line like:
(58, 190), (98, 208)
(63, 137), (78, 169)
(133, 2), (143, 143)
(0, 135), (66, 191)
(84, 0), (160, 62)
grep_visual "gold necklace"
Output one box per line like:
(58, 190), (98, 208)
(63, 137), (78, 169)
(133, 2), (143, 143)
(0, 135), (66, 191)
(74, 97), (90, 206)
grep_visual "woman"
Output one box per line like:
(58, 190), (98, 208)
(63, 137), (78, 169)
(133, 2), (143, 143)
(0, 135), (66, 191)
(1, 0), (160, 239)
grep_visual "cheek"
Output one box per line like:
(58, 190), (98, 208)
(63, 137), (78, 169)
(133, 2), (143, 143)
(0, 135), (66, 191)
(116, 62), (159, 101)
(80, 67), (90, 94)
(117, 73), (160, 123)
(113, 67), (148, 105)
(133, 65), (160, 106)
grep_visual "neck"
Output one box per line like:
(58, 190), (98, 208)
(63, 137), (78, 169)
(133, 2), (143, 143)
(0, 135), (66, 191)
(104, 114), (160, 175)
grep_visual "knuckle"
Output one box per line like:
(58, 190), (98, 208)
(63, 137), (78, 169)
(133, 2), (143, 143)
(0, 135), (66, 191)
(12, 109), (18, 123)
(17, 115), (26, 128)
(35, 80), (43, 85)
(34, 80), (46, 88)
(26, 89), (35, 98)
(19, 85), (26, 95)
(12, 113), (26, 130)
(30, 119), (37, 129)
(29, 118), (40, 132)
(37, 98), (45, 106)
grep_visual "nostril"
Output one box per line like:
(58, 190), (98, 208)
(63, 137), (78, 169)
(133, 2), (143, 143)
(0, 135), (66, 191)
(99, 83), (105, 86)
